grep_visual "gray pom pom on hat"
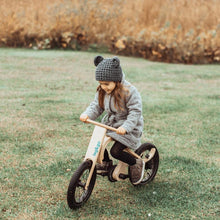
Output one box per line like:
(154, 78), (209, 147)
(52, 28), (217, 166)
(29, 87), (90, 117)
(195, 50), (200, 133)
(94, 56), (122, 82)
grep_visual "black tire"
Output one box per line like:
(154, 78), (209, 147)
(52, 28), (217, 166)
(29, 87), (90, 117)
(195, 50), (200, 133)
(134, 143), (159, 185)
(67, 160), (96, 209)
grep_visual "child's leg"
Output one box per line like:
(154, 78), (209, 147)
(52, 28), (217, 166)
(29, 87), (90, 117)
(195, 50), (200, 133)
(103, 149), (111, 162)
(110, 141), (145, 185)
(96, 149), (112, 171)
(110, 141), (136, 166)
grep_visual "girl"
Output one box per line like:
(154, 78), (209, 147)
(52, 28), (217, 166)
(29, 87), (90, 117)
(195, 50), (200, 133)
(80, 55), (144, 185)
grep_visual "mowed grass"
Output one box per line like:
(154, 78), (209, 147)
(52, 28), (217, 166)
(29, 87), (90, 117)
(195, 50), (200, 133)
(0, 48), (219, 219)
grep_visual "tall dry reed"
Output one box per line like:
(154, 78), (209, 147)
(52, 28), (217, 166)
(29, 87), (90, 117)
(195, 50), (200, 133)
(0, 0), (219, 63)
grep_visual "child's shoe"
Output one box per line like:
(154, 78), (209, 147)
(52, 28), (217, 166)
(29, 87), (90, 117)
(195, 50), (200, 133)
(129, 159), (145, 185)
(96, 160), (113, 171)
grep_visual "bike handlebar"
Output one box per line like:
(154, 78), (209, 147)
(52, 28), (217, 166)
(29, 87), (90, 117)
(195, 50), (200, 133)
(86, 119), (117, 132)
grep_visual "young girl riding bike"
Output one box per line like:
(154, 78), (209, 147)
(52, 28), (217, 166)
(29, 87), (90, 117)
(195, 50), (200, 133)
(80, 55), (144, 185)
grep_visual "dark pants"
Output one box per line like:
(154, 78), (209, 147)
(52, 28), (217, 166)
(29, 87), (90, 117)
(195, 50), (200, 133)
(103, 141), (136, 166)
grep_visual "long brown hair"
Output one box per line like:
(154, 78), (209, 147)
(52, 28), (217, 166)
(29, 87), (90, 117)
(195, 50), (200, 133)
(97, 82), (129, 111)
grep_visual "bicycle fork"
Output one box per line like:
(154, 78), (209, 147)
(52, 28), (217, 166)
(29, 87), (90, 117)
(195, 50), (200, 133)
(83, 126), (107, 190)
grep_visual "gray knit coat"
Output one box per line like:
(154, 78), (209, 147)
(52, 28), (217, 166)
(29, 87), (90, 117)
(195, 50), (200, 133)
(83, 74), (144, 150)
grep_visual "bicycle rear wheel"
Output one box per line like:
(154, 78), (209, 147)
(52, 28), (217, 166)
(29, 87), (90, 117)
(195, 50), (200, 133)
(134, 143), (159, 185)
(67, 160), (96, 209)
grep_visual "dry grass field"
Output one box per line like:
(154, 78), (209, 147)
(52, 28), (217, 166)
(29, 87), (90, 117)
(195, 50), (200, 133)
(0, 0), (220, 63)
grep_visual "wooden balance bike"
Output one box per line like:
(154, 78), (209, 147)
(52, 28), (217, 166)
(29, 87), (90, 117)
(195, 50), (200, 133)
(67, 119), (159, 209)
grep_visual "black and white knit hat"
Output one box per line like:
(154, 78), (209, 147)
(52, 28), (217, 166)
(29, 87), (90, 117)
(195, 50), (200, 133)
(94, 56), (122, 82)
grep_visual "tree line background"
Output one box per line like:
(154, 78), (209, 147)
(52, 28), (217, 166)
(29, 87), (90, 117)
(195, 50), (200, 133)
(0, 0), (220, 64)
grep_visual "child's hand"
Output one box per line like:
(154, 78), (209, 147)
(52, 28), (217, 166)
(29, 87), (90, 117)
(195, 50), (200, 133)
(116, 127), (126, 135)
(80, 114), (89, 122)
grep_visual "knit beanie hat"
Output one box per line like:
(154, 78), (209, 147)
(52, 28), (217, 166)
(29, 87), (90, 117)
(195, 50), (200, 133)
(94, 55), (122, 82)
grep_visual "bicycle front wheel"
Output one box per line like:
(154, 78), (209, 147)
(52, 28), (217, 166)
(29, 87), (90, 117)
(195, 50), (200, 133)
(67, 160), (96, 209)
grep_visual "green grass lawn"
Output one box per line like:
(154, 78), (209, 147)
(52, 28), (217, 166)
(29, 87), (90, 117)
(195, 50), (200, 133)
(0, 48), (219, 219)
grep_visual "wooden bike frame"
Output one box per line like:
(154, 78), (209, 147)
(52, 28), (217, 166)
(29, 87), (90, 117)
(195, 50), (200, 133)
(84, 119), (156, 189)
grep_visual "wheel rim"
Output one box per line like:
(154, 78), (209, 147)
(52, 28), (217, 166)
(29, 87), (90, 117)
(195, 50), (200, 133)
(75, 168), (90, 203)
